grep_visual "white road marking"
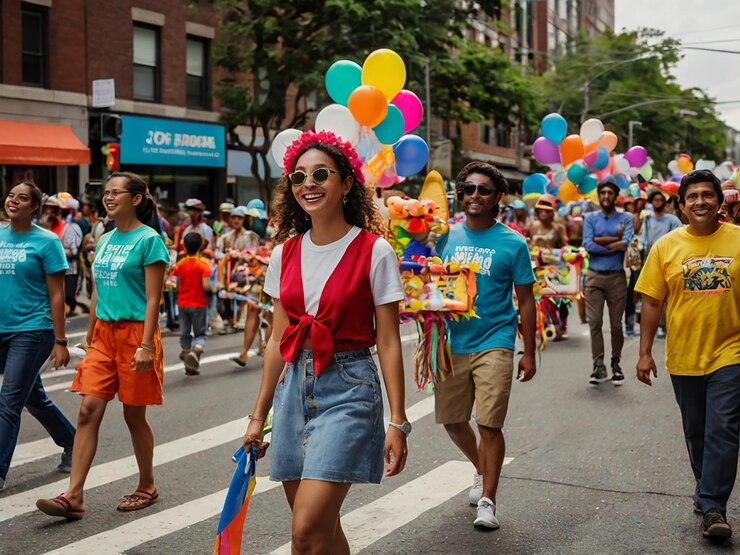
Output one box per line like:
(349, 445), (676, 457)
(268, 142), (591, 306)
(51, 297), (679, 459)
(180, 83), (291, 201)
(43, 480), (282, 555)
(0, 417), (248, 523)
(34, 395), (442, 552)
(270, 459), (514, 554)
(9, 437), (60, 469)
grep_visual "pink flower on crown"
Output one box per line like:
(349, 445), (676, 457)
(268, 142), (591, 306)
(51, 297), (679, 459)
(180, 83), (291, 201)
(282, 130), (366, 185)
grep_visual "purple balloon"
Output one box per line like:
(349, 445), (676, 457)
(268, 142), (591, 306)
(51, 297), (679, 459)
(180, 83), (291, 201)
(624, 146), (648, 169)
(533, 137), (560, 165)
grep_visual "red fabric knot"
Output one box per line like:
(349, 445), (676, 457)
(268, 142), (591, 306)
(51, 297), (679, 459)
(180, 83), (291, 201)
(279, 314), (335, 377)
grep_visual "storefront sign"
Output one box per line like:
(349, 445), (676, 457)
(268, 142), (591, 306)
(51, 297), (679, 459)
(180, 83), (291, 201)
(120, 115), (225, 167)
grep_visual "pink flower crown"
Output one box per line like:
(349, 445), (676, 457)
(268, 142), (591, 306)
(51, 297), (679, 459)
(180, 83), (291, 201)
(282, 130), (365, 185)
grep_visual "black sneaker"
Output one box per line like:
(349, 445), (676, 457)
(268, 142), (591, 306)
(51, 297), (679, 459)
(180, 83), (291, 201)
(57, 447), (72, 473)
(611, 360), (624, 387)
(701, 510), (732, 539)
(589, 365), (608, 387)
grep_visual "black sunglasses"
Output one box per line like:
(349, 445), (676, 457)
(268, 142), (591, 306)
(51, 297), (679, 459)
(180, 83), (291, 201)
(288, 167), (338, 187)
(462, 182), (495, 197)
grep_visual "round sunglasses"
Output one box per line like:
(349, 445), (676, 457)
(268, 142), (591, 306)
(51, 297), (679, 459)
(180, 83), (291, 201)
(288, 167), (338, 187)
(462, 182), (495, 196)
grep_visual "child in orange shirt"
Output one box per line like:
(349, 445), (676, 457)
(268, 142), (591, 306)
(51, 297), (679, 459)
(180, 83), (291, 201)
(171, 233), (212, 375)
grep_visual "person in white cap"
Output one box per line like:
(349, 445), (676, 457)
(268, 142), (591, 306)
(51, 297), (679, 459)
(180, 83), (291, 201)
(174, 198), (213, 252)
(214, 202), (235, 236)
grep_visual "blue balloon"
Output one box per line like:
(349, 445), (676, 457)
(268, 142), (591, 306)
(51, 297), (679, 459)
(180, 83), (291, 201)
(393, 135), (429, 177)
(579, 175), (598, 194)
(614, 175), (629, 189)
(522, 173), (548, 196)
(557, 205), (569, 217)
(325, 60), (362, 106)
(592, 146), (609, 171)
(567, 162), (587, 185)
(373, 104), (405, 145)
(540, 113), (568, 146)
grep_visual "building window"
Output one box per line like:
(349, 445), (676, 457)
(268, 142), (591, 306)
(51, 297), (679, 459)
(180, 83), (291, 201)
(133, 24), (159, 102)
(21, 3), (48, 87)
(186, 37), (209, 109)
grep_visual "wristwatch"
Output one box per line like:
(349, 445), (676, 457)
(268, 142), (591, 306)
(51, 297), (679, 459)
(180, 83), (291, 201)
(54, 338), (68, 347)
(388, 421), (412, 436)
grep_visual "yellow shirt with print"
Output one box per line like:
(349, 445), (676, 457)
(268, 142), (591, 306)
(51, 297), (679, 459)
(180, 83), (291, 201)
(635, 223), (740, 376)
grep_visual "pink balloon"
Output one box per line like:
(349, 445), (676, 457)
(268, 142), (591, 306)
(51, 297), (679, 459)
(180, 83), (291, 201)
(533, 137), (560, 165)
(582, 149), (599, 167)
(624, 145), (648, 168)
(391, 90), (423, 133)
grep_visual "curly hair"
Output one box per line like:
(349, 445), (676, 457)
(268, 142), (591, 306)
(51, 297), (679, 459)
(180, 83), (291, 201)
(270, 142), (387, 244)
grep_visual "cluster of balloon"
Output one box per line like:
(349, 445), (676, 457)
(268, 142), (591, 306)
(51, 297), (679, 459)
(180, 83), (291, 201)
(528, 113), (652, 205)
(528, 114), (620, 204)
(660, 153), (695, 197)
(269, 49), (429, 186)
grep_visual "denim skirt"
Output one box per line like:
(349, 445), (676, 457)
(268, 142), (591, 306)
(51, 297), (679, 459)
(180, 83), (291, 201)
(269, 349), (385, 484)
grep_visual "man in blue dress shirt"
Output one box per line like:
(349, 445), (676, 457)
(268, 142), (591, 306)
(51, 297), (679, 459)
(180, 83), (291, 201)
(583, 179), (634, 387)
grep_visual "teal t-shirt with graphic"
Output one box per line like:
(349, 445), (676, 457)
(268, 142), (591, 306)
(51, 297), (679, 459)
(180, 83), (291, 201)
(437, 221), (535, 354)
(0, 224), (68, 333)
(93, 226), (169, 322)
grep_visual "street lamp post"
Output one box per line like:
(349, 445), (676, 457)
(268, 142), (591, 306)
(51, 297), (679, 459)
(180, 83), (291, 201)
(628, 120), (642, 149)
(581, 55), (649, 123)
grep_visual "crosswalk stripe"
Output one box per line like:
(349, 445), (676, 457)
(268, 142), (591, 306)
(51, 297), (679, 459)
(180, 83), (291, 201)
(9, 437), (60, 469)
(33, 395), (441, 553)
(14, 339), (421, 469)
(42, 480), (283, 555)
(270, 460), (481, 554)
(0, 417), (248, 523)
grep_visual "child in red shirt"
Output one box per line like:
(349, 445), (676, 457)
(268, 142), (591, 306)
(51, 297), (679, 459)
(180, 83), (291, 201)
(171, 232), (212, 375)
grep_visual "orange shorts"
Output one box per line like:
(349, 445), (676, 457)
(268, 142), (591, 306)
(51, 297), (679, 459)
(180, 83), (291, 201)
(71, 321), (164, 405)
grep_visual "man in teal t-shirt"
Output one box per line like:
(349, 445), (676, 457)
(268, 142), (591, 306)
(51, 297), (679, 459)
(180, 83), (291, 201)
(93, 226), (169, 322)
(434, 162), (537, 532)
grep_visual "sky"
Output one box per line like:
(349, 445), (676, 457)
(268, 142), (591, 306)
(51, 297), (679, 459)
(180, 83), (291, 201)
(614, 0), (740, 129)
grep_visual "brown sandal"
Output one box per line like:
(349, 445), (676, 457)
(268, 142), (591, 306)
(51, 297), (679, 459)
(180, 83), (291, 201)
(117, 488), (159, 512)
(36, 494), (85, 520)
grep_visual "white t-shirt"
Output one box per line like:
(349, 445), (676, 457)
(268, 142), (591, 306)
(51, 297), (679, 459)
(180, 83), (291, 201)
(263, 227), (403, 315)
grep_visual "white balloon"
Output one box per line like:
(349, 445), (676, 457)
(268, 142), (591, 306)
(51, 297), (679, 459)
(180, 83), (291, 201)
(667, 160), (679, 173)
(315, 104), (361, 145)
(695, 159), (716, 171)
(270, 128), (303, 167)
(714, 161), (734, 180)
(614, 154), (630, 175)
(579, 118), (605, 145)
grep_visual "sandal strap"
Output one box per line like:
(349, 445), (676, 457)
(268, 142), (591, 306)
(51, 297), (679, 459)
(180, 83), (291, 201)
(53, 494), (72, 511)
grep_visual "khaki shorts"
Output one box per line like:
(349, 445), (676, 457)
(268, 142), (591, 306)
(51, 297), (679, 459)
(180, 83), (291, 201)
(434, 348), (514, 429)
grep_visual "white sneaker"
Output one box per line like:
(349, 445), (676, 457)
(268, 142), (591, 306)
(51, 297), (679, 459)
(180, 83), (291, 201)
(474, 497), (499, 529)
(468, 473), (483, 506)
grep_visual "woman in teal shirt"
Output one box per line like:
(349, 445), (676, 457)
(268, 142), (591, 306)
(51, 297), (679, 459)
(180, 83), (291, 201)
(0, 182), (75, 491)
(37, 173), (169, 520)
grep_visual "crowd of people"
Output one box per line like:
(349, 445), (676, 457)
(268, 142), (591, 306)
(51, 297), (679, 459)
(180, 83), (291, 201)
(0, 138), (737, 548)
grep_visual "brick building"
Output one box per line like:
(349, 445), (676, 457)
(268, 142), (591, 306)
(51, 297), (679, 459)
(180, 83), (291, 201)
(0, 0), (227, 210)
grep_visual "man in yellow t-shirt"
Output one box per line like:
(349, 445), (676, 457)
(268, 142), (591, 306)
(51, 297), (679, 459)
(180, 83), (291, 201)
(635, 169), (740, 541)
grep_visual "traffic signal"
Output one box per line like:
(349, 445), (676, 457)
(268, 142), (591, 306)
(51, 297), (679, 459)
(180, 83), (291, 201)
(105, 143), (120, 171)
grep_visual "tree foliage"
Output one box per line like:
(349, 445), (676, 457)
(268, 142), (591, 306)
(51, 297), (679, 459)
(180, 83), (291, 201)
(539, 29), (728, 174)
(211, 0), (537, 198)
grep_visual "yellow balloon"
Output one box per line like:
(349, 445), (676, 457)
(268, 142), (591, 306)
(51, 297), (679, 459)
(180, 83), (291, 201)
(677, 157), (693, 174)
(362, 49), (406, 101)
(588, 189), (599, 202)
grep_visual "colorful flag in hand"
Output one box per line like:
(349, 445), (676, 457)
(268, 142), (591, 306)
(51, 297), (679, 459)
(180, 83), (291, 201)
(213, 445), (258, 555)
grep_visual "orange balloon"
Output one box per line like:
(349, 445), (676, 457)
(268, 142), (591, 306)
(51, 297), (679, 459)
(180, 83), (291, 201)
(347, 85), (388, 127)
(598, 131), (618, 154)
(584, 141), (599, 154)
(560, 135), (584, 167)
(557, 180), (582, 203)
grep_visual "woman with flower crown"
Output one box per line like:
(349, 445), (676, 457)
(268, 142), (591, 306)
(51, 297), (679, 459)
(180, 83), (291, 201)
(242, 130), (409, 553)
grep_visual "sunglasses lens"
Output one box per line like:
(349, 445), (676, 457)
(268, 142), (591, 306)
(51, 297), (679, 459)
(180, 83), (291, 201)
(463, 184), (476, 196)
(312, 168), (330, 184)
(463, 183), (494, 196)
(289, 171), (307, 186)
(478, 186), (494, 196)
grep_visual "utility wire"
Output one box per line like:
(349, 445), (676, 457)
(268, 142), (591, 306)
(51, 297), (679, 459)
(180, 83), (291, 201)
(682, 46), (740, 55)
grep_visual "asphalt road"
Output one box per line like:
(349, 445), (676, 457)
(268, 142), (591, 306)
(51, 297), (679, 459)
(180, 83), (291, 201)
(0, 316), (736, 554)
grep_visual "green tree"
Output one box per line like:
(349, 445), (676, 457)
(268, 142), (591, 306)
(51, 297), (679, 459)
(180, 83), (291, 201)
(211, 0), (538, 200)
(540, 29), (728, 175)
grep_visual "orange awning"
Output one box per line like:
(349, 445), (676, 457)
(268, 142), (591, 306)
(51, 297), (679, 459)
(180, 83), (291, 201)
(0, 119), (90, 166)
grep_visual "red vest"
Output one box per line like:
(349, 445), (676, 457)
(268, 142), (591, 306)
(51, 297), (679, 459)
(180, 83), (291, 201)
(279, 230), (378, 377)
